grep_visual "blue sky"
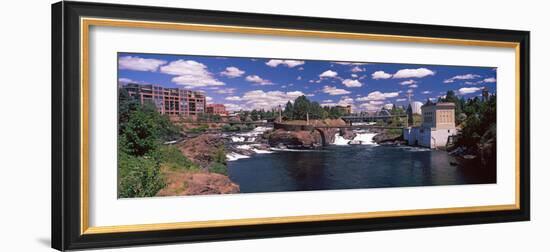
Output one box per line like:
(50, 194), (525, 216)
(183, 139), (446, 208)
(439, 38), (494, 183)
(118, 52), (496, 112)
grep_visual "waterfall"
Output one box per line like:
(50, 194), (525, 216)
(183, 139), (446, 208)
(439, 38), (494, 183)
(332, 131), (377, 146)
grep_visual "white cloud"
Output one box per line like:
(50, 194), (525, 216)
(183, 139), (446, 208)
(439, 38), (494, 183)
(297, 76), (302, 80)
(321, 97), (355, 108)
(118, 56), (166, 72)
(458, 87), (482, 95)
(369, 100), (384, 105)
(319, 70), (339, 78)
(338, 97), (354, 106)
(205, 96), (213, 102)
(245, 75), (273, 85)
(332, 62), (368, 66)
(351, 74), (358, 78)
(356, 91), (399, 101)
(484, 77), (496, 83)
(396, 98), (407, 102)
(422, 91), (432, 94)
(372, 71), (392, 79)
(225, 96), (242, 101)
(359, 103), (382, 112)
(160, 60), (224, 87)
(224, 103), (248, 111)
(409, 84), (418, 88)
(383, 104), (394, 110)
(342, 79), (363, 87)
(220, 66), (245, 78)
(351, 66), (365, 72)
(444, 74), (481, 83)
(265, 59), (305, 68)
(392, 68), (435, 79)
(240, 90), (305, 109)
(214, 88), (236, 94)
(118, 78), (145, 85)
(322, 86), (351, 95)
(400, 79), (418, 85)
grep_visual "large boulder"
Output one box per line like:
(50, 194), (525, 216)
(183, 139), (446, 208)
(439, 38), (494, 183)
(268, 129), (322, 148)
(373, 131), (401, 144)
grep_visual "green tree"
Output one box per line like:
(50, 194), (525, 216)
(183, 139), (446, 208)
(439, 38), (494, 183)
(284, 101), (294, 120)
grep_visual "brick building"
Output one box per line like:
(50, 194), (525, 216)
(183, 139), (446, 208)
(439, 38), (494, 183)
(206, 104), (228, 116)
(123, 83), (206, 116)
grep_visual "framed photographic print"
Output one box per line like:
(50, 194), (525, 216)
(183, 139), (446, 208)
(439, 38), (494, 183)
(52, 1), (530, 250)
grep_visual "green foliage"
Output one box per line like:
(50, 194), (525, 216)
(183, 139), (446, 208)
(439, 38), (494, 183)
(282, 95), (345, 120)
(209, 162), (227, 175)
(117, 87), (185, 197)
(187, 124), (209, 133)
(118, 98), (180, 156)
(120, 106), (161, 156)
(221, 124), (254, 132)
(118, 151), (164, 198)
(158, 145), (199, 171)
(390, 104), (406, 115)
(456, 93), (497, 148)
(386, 128), (403, 137)
(213, 145), (226, 164)
(207, 146), (228, 175)
(198, 113), (222, 122)
(284, 101), (294, 120)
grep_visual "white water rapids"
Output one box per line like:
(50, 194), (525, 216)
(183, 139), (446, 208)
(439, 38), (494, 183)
(227, 128), (378, 161)
(333, 131), (378, 146)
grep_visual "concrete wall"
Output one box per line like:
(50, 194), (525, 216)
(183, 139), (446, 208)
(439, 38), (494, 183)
(404, 127), (456, 148)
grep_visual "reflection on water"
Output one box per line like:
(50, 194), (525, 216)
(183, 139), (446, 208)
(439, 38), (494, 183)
(227, 145), (496, 193)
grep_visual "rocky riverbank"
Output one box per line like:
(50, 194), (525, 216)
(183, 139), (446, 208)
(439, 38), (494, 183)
(177, 134), (227, 170)
(156, 170), (239, 196)
(156, 133), (240, 196)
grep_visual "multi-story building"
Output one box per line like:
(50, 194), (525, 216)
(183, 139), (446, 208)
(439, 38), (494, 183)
(123, 83), (206, 117)
(335, 105), (352, 115)
(206, 104), (228, 116)
(403, 102), (457, 149)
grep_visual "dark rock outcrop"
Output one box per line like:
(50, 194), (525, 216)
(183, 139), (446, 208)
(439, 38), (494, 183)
(268, 129), (322, 148)
(373, 132), (401, 143)
(177, 134), (226, 169)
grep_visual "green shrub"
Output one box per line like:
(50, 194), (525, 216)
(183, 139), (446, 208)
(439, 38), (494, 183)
(209, 162), (227, 175)
(187, 124), (209, 133)
(221, 124), (239, 132)
(118, 152), (165, 198)
(213, 145), (226, 164)
(158, 145), (199, 171)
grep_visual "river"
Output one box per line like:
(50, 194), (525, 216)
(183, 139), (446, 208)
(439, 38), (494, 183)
(226, 128), (496, 193)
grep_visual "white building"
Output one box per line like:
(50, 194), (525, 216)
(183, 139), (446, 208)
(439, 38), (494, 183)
(403, 102), (457, 149)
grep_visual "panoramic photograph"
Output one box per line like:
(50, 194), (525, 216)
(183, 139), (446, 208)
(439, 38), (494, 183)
(117, 52), (497, 198)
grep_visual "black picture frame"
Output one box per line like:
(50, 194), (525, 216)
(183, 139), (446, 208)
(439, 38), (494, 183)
(52, 1), (530, 251)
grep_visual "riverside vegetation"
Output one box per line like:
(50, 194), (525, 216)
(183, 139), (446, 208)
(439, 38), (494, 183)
(117, 89), (233, 198)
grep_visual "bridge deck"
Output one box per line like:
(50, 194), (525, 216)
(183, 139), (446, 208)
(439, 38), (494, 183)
(313, 125), (404, 129)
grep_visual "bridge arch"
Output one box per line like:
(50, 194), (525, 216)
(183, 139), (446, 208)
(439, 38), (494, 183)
(314, 128), (327, 146)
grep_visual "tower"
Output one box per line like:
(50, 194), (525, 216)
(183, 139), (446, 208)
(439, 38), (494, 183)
(482, 87), (489, 102)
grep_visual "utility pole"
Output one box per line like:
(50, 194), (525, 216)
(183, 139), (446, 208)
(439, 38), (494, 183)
(277, 105), (282, 123)
(306, 112), (309, 125)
